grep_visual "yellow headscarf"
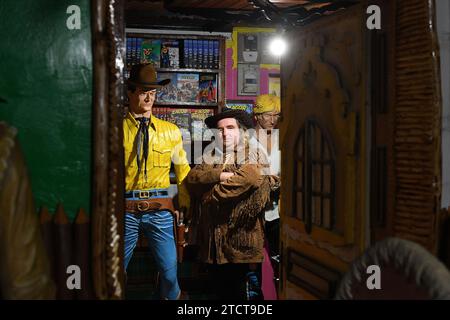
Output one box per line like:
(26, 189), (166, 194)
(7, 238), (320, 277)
(253, 94), (281, 114)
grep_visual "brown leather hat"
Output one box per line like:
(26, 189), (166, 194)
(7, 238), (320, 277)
(205, 108), (254, 129)
(128, 63), (170, 89)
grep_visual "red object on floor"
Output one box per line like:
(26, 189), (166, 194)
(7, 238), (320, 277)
(261, 241), (277, 300)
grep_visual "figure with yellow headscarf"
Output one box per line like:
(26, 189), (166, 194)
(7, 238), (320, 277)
(248, 94), (281, 300)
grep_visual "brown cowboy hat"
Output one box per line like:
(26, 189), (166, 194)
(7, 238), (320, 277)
(205, 108), (254, 129)
(128, 63), (170, 90)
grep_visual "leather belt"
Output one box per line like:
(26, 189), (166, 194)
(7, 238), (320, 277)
(125, 197), (175, 214)
(125, 190), (169, 199)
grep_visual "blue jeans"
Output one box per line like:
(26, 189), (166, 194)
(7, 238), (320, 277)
(124, 200), (180, 300)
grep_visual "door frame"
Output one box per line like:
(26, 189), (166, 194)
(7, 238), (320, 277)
(91, 0), (126, 299)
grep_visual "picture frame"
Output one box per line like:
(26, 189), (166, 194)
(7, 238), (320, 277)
(259, 32), (281, 65)
(237, 33), (259, 64)
(237, 63), (259, 96)
(268, 73), (281, 97)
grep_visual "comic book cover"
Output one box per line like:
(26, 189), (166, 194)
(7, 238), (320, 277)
(141, 39), (161, 67)
(156, 73), (178, 103)
(161, 40), (179, 68)
(176, 73), (199, 103)
(166, 108), (191, 133)
(191, 108), (214, 141)
(225, 100), (254, 114)
(197, 73), (217, 103)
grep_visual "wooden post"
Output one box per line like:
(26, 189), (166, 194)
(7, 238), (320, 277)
(53, 203), (74, 300)
(74, 208), (95, 299)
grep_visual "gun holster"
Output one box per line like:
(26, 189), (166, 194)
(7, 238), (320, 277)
(125, 197), (186, 263)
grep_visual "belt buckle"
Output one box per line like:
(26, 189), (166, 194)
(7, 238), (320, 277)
(137, 201), (150, 212)
(139, 191), (150, 199)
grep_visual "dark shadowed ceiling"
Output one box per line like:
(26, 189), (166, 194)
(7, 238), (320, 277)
(125, 0), (360, 31)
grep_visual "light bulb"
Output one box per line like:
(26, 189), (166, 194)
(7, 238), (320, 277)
(269, 37), (287, 56)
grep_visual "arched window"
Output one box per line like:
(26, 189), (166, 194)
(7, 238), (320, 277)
(293, 118), (336, 234)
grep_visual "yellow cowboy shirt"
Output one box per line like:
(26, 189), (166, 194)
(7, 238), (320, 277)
(123, 112), (190, 210)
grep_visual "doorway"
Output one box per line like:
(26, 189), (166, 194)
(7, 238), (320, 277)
(91, 0), (445, 300)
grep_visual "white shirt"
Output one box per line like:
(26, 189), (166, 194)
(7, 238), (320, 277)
(249, 130), (280, 221)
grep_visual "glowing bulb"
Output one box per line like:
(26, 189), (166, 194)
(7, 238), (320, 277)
(269, 37), (287, 56)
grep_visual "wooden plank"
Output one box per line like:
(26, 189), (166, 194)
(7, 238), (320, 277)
(54, 203), (74, 300)
(74, 208), (95, 299)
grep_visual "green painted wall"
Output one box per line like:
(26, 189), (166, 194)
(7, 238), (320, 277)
(0, 0), (92, 220)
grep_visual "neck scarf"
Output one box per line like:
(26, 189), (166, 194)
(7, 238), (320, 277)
(135, 117), (150, 181)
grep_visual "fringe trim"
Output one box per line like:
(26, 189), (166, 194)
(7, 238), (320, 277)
(0, 122), (18, 183)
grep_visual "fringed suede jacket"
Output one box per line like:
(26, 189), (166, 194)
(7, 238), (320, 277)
(185, 144), (280, 264)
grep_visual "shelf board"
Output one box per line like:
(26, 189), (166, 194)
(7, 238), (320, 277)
(156, 68), (221, 73)
(155, 101), (218, 107)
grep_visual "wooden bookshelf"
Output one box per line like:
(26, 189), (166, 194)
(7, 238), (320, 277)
(125, 32), (225, 111)
(124, 31), (226, 164)
(157, 68), (221, 73)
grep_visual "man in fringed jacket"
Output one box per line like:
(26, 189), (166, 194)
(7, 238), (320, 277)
(185, 109), (280, 300)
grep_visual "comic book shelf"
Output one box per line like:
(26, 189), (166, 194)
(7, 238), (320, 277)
(125, 32), (226, 167)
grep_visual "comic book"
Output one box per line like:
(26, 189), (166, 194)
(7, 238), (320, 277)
(176, 73), (199, 103)
(136, 38), (143, 65)
(185, 40), (193, 68)
(213, 40), (219, 69)
(202, 40), (209, 69)
(156, 73), (178, 103)
(126, 37), (132, 68)
(208, 40), (214, 69)
(225, 101), (254, 114)
(161, 40), (179, 68)
(141, 39), (161, 67)
(166, 108), (191, 133)
(183, 40), (190, 68)
(197, 40), (203, 69)
(192, 40), (198, 69)
(197, 73), (217, 103)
